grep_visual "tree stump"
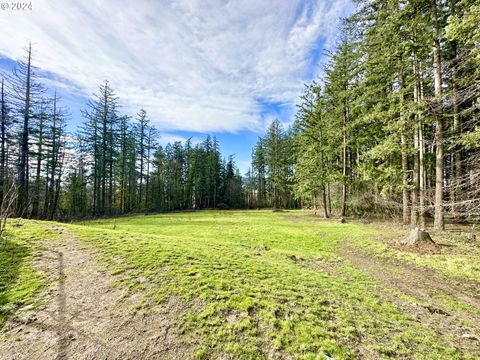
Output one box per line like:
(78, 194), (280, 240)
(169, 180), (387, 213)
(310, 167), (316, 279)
(401, 227), (435, 245)
(466, 233), (477, 242)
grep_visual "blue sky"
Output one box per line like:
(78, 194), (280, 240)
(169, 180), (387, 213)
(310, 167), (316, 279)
(0, 0), (354, 173)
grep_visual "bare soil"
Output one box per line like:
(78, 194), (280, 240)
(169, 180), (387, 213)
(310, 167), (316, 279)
(340, 244), (480, 357)
(0, 226), (198, 360)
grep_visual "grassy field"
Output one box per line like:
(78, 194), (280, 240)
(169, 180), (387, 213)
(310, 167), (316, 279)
(0, 222), (59, 326)
(1, 211), (479, 359)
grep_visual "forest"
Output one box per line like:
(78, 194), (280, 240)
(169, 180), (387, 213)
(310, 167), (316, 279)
(0, 48), (244, 219)
(1, 0), (479, 231)
(249, 0), (480, 230)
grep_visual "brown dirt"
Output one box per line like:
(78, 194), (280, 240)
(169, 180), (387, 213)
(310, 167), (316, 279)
(340, 244), (480, 357)
(391, 240), (442, 254)
(283, 214), (331, 223)
(0, 226), (199, 360)
(286, 254), (342, 277)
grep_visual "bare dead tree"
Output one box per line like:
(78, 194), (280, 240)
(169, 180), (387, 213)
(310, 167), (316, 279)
(1, 181), (18, 246)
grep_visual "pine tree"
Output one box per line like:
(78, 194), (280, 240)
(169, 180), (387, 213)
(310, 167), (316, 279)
(80, 81), (119, 215)
(136, 109), (149, 209)
(0, 78), (13, 208)
(6, 44), (45, 215)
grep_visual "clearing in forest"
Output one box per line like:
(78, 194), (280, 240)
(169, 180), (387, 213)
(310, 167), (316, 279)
(0, 211), (479, 359)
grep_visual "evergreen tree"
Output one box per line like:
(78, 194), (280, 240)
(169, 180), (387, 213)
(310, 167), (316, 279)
(6, 44), (45, 215)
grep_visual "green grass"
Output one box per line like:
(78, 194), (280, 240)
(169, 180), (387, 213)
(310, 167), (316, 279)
(0, 220), (58, 326)
(66, 210), (471, 359)
(349, 224), (480, 282)
(2, 211), (478, 359)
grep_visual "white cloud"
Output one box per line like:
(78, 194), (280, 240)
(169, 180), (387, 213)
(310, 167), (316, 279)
(0, 0), (353, 132)
(157, 133), (202, 147)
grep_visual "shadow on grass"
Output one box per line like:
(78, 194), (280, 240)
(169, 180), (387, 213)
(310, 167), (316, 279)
(0, 238), (31, 326)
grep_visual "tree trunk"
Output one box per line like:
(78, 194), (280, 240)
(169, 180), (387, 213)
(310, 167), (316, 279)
(0, 79), (6, 208)
(326, 182), (332, 216)
(451, 92), (461, 214)
(17, 44), (32, 216)
(432, 0), (444, 230)
(50, 148), (65, 220)
(419, 78), (426, 228)
(31, 106), (45, 218)
(92, 116), (98, 216)
(401, 132), (409, 225)
(411, 125), (419, 227)
(101, 85), (108, 214)
(120, 118), (127, 214)
(341, 106), (348, 218)
(108, 118), (114, 214)
(419, 123), (426, 228)
(399, 76), (409, 225)
(450, 74), (461, 216)
(322, 184), (329, 218)
(145, 128), (151, 210)
(138, 113), (145, 210)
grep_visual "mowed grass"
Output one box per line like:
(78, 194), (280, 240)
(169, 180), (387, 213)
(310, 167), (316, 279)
(65, 210), (470, 359)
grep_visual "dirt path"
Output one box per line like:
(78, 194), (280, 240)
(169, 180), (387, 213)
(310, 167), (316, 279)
(341, 244), (480, 356)
(0, 226), (195, 360)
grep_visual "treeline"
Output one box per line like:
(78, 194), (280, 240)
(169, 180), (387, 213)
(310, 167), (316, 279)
(250, 0), (479, 228)
(2, 0), (478, 225)
(1, 45), (245, 219)
(0, 44), (68, 219)
(246, 120), (297, 209)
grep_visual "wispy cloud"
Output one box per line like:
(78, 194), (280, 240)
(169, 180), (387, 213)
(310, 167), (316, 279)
(157, 133), (202, 147)
(0, 0), (353, 132)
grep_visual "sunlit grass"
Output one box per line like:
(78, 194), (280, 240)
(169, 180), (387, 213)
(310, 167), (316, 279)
(0, 221), (58, 326)
(2, 211), (476, 358)
(350, 224), (480, 282)
(68, 211), (464, 359)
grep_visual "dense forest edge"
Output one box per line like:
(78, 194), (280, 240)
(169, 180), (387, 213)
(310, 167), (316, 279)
(0, 0), (479, 230)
